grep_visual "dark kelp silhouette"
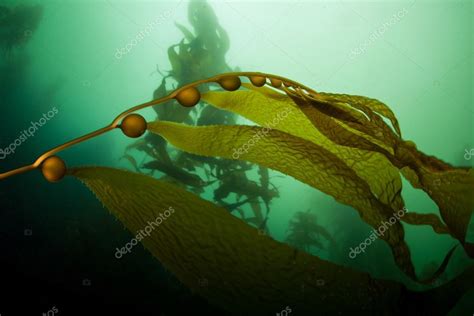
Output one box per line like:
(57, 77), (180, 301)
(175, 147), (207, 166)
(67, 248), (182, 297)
(125, 0), (279, 229)
(0, 4), (44, 102)
(0, 4), (43, 53)
(286, 209), (334, 253)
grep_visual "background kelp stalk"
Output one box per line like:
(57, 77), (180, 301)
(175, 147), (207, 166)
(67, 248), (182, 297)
(0, 0), (472, 315)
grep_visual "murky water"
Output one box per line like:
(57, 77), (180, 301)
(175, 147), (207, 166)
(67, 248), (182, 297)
(0, 0), (472, 314)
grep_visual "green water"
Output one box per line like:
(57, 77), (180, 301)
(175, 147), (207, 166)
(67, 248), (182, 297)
(0, 0), (472, 315)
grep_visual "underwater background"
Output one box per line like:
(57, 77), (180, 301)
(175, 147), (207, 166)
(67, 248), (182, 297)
(0, 0), (472, 315)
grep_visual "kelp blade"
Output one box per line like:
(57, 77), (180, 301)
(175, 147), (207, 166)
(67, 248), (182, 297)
(292, 89), (474, 256)
(148, 121), (419, 279)
(202, 85), (473, 257)
(69, 166), (473, 315)
(202, 86), (402, 209)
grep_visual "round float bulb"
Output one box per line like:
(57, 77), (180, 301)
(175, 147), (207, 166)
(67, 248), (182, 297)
(176, 87), (201, 107)
(41, 156), (67, 182)
(120, 114), (147, 138)
(218, 76), (241, 91)
(249, 76), (266, 87)
(270, 78), (282, 88)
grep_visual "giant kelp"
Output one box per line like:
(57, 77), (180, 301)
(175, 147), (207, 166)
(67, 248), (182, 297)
(146, 120), (420, 280)
(199, 83), (474, 280)
(1, 71), (473, 314)
(150, 0), (233, 120)
(287, 88), (473, 248)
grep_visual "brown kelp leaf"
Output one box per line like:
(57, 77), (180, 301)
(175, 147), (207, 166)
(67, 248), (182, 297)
(402, 212), (451, 235)
(212, 84), (472, 258)
(298, 90), (401, 148)
(285, 89), (398, 159)
(292, 91), (474, 256)
(243, 83), (393, 150)
(401, 161), (474, 254)
(314, 92), (402, 136)
(68, 166), (473, 315)
(289, 94), (397, 162)
(201, 87), (401, 209)
(148, 121), (417, 279)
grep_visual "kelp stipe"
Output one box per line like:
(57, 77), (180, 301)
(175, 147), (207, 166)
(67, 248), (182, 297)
(0, 72), (316, 182)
